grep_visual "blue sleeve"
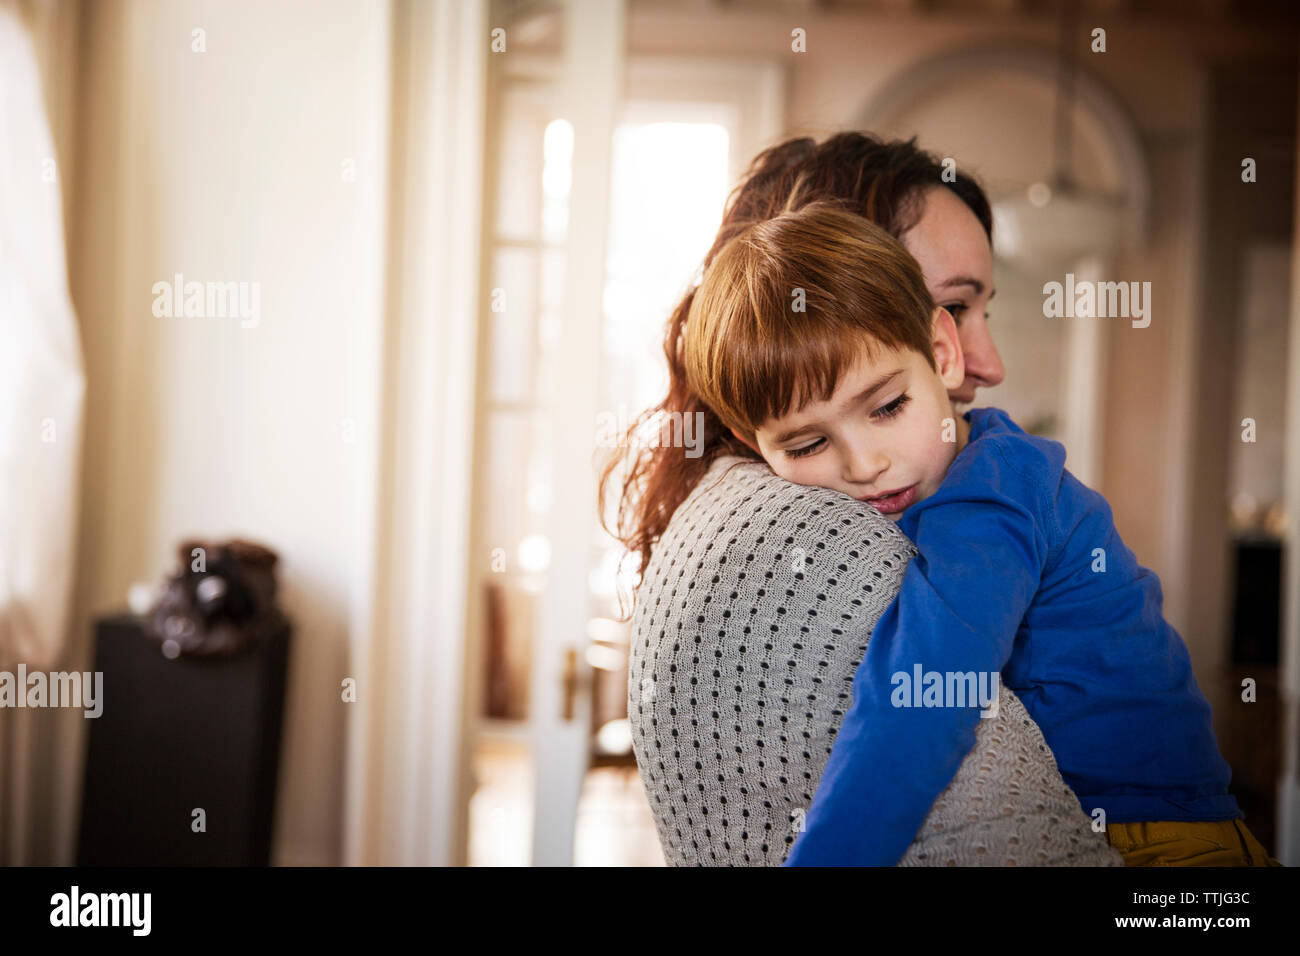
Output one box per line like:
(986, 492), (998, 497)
(782, 441), (1053, 866)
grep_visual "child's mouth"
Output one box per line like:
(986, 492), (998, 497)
(857, 484), (917, 514)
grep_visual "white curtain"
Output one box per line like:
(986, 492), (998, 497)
(0, 0), (86, 863)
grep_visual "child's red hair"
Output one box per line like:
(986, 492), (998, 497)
(599, 200), (936, 605)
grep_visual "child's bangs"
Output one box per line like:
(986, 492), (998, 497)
(726, 321), (887, 435)
(685, 201), (939, 438)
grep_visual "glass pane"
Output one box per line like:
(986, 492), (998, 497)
(593, 119), (731, 619)
(494, 87), (546, 242)
(532, 249), (565, 400)
(488, 248), (538, 405)
(484, 409), (550, 568)
(481, 407), (551, 725)
(601, 121), (729, 419)
(541, 119), (574, 244)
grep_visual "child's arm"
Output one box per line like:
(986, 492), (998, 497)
(782, 439), (1053, 866)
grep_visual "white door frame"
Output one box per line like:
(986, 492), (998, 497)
(528, 0), (626, 868)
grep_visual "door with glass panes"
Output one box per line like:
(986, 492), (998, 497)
(466, 24), (784, 865)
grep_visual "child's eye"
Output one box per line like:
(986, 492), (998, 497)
(785, 438), (825, 460)
(873, 393), (911, 420)
(944, 304), (968, 323)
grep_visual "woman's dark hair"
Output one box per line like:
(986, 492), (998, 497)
(598, 132), (993, 592)
(717, 132), (992, 241)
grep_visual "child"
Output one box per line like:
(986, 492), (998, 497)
(682, 199), (1275, 866)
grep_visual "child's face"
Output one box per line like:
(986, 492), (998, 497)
(739, 307), (968, 520)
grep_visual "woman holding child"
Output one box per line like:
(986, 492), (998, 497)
(603, 132), (1277, 867)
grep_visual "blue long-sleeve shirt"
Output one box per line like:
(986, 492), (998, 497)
(783, 406), (1240, 866)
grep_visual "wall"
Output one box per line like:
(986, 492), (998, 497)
(63, 0), (392, 865)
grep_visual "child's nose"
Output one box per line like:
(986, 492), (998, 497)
(843, 444), (888, 486)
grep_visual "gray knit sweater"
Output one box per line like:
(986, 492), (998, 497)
(628, 455), (1122, 866)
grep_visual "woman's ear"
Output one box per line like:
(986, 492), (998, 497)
(730, 426), (761, 455)
(931, 306), (966, 392)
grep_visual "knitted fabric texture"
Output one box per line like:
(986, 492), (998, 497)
(628, 455), (1122, 867)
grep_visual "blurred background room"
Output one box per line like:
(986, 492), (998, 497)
(1, 0), (1298, 866)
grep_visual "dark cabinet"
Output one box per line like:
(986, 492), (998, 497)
(77, 614), (290, 865)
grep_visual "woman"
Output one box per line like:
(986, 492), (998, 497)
(603, 132), (1121, 866)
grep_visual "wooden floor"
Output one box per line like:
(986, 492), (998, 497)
(468, 740), (665, 867)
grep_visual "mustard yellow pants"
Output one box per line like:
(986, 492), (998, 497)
(1106, 819), (1282, 866)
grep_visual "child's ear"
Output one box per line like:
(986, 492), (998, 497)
(931, 306), (966, 392)
(729, 426), (760, 455)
